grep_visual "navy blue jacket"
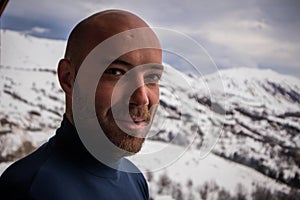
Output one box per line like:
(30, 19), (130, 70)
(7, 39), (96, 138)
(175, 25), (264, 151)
(0, 116), (149, 200)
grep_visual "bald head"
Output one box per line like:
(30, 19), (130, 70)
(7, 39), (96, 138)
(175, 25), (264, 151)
(58, 10), (162, 125)
(64, 10), (159, 71)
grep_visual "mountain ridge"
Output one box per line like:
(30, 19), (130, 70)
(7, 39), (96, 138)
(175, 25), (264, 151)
(1, 30), (299, 191)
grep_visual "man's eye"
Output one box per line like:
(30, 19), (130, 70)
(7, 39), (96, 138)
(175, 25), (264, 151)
(144, 73), (161, 83)
(104, 68), (125, 76)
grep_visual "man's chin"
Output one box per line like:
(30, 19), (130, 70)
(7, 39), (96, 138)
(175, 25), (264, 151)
(117, 136), (145, 157)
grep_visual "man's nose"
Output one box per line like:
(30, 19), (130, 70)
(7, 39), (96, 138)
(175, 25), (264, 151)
(129, 84), (149, 107)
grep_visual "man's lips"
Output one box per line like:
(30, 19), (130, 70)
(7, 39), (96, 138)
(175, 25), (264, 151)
(131, 117), (147, 123)
(115, 118), (148, 131)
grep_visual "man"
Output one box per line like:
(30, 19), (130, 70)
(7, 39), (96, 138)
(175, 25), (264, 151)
(0, 9), (163, 199)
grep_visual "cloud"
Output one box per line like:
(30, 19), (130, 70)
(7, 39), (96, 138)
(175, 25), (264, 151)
(30, 27), (50, 34)
(1, 0), (300, 77)
(191, 14), (300, 67)
(219, 19), (298, 70)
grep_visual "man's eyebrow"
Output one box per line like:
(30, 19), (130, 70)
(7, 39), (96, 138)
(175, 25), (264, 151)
(148, 64), (164, 70)
(111, 60), (134, 68)
(111, 60), (164, 70)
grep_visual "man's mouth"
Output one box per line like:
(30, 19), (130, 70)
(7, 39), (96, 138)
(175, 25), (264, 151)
(109, 105), (152, 134)
(115, 118), (148, 131)
(131, 117), (147, 124)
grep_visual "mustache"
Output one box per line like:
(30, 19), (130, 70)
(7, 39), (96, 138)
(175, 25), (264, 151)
(129, 106), (151, 122)
(111, 105), (154, 123)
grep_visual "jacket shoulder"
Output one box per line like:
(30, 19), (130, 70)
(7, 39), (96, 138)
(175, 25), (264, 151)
(0, 142), (52, 198)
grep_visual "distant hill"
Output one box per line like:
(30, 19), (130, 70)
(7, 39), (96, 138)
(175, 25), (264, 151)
(1, 30), (299, 198)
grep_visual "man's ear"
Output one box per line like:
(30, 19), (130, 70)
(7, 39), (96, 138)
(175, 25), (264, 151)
(57, 59), (75, 97)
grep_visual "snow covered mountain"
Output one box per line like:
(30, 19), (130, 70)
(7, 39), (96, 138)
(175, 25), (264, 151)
(207, 68), (300, 188)
(154, 63), (300, 188)
(1, 30), (300, 199)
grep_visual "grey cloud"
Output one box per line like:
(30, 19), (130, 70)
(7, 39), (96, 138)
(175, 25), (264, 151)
(1, 0), (300, 77)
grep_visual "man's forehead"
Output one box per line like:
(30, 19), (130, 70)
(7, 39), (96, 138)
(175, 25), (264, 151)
(105, 47), (162, 67)
(118, 47), (162, 58)
(86, 12), (155, 43)
(86, 27), (162, 59)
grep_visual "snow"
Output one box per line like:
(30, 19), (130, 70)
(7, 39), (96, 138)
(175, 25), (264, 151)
(137, 140), (290, 199)
(0, 66), (64, 130)
(1, 29), (300, 199)
(1, 30), (66, 69)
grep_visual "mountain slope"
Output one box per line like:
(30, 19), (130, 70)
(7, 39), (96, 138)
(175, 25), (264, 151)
(0, 30), (299, 193)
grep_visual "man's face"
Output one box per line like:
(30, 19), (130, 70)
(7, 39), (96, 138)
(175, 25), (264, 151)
(95, 48), (163, 155)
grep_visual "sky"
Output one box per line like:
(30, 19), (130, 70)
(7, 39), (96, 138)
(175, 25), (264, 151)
(1, 0), (300, 77)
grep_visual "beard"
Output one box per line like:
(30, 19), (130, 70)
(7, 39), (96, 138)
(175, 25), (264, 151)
(107, 133), (145, 157)
(98, 105), (154, 157)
